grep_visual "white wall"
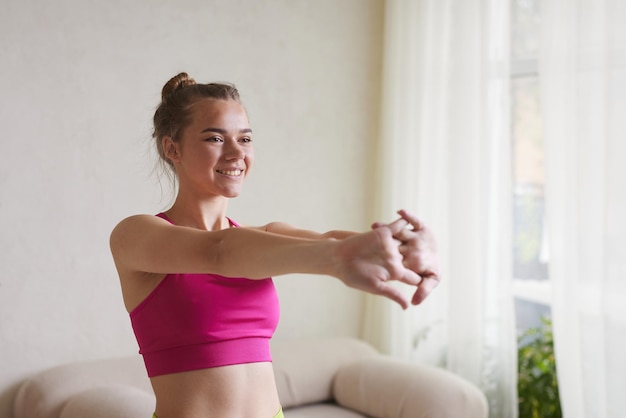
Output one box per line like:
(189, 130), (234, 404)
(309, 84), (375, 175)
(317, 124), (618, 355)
(0, 0), (383, 416)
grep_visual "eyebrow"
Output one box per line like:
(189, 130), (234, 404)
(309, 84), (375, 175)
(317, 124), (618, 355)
(200, 127), (253, 134)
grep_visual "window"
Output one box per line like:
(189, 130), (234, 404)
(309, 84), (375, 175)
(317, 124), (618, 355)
(511, 5), (564, 416)
(510, 0), (551, 333)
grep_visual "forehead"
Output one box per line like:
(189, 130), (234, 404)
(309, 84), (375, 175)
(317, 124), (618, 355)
(188, 99), (250, 129)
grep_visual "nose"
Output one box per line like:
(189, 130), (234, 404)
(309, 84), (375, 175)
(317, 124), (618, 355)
(223, 140), (246, 161)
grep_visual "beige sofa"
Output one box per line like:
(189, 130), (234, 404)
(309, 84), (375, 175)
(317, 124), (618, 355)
(14, 338), (488, 418)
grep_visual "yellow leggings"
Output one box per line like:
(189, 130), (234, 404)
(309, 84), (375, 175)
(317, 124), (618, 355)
(152, 408), (283, 417)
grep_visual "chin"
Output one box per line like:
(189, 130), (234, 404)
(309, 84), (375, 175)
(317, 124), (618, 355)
(223, 190), (242, 199)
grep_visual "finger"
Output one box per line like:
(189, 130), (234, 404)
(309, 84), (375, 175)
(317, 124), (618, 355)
(397, 209), (425, 231)
(386, 217), (409, 235)
(376, 282), (410, 310)
(411, 275), (440, 305)
(395, 268), (422, 286)
(392, 228), (414, 242)
(375, 222), (412, 245)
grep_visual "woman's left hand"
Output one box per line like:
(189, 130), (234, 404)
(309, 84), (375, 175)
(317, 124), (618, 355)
(372, 209), (441, 306)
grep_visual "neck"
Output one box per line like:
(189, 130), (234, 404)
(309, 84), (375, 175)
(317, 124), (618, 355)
(165, 192), (231, 231)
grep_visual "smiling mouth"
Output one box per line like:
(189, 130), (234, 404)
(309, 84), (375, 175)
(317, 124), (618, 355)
(216, 169), (243, 176)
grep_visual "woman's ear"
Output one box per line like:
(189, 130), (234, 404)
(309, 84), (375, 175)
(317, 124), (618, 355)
(162, 136), (181, 164)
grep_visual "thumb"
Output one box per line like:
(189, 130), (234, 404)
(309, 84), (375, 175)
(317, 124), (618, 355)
(371, 221), (386, 229)
(411, 276), (440, 305)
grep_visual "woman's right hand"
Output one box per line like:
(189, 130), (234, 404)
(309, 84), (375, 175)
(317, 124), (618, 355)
(332, 222), (422, 309)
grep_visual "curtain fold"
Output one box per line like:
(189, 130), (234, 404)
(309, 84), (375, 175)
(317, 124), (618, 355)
(361, 1), (517, 416)
(540, 0), (626, 417)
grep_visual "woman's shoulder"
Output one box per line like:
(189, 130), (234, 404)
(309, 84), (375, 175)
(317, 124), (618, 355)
(110, 214), (171, 251)
(112, 213), (169, 233)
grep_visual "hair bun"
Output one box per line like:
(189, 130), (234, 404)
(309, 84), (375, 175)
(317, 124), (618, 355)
(161, 72), (197, 101)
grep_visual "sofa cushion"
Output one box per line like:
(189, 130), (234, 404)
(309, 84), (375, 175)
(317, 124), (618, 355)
(271, 338), (378, 409)
(284, 402), (369, 418)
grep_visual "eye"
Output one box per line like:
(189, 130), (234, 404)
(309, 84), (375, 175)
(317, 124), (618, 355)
(204, 136), (223, 143)
(240, 137), (253, 143)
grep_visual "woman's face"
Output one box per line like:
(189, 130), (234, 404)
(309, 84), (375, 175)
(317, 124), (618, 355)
(166, 98), (254, 198)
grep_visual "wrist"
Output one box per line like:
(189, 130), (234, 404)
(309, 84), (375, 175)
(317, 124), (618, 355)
(316, 238), (343, 278)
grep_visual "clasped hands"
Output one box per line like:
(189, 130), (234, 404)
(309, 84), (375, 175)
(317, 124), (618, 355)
(336, 209), (441, 310)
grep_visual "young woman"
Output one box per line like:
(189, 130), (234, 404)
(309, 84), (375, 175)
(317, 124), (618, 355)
(109, 73), (440, 418)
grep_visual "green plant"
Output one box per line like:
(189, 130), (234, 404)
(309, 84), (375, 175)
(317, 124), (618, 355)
(518, 317), (562, 418)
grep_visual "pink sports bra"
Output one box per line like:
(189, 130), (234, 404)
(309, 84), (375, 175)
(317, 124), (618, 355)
(129, 213), (280, 377)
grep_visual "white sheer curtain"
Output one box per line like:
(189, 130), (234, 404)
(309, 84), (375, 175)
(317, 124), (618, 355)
(361, 1), (517, 417)
(540, 1), (626, 417)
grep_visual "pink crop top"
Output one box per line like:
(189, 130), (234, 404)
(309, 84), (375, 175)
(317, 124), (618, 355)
(129, 213), (280, 377)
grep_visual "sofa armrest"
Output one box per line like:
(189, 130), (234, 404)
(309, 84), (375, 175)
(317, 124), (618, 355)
(58, 385), (155, 418)
(14, 356), (153, 418)
(333, 357), (488, 418)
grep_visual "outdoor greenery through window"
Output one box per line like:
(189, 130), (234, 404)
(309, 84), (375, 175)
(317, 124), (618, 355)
(511, 0), (562, 416)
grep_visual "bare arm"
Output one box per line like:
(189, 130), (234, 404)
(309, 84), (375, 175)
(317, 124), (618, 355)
(110, 215), (421, 308)
(260, 222), (358, 240)
(111, 215), (339, 278)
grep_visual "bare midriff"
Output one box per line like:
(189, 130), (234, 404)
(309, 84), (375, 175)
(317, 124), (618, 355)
(150, 362), (281, 418)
